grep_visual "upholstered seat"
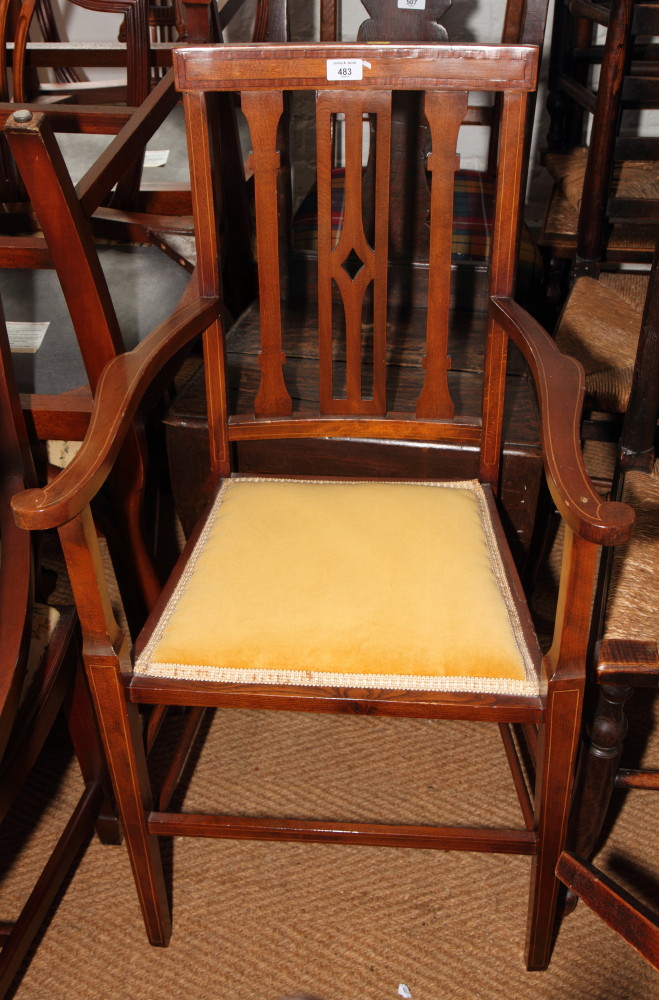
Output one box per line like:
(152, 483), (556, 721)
(136, 478), (540, 694)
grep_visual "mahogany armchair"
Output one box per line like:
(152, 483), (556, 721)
(12, 41), (635, 971)
(0, 299), (116, 998)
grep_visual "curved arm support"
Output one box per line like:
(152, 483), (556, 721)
(12, 292), (220, 532)
(490, 296), (634, 546)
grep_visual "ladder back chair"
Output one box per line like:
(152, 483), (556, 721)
(541, 0), (659, 304)
(558, 240), (659, 971)
(12, 40), (635, 971)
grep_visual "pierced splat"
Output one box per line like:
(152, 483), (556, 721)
(342, 248), (366, 281)
(316, 90), (391, 416)
(357, 0), (452, 42)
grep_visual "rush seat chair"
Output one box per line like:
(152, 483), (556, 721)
(557, 241), (659, 972)
(12, 41), (635, 971)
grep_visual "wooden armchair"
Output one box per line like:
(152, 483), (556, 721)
(0, 299), (117, 998)
(557, 243), (659, 971)
(11, 40), (636, 972)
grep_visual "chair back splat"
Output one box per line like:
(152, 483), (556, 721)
(11, 41), (636, 973)
(178, 43), (534, 481)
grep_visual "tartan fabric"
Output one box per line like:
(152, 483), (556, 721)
(293, 167), (541, 270)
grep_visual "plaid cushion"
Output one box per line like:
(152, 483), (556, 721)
(293, 167), (541, 272)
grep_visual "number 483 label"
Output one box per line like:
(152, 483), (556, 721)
(398, 0), (427, 8)
(326, 59), (371, 81)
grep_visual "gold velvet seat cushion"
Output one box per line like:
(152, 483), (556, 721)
(135, 479), (540, 695)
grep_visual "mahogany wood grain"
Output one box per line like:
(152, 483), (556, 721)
(242, 89), (292, 417)
(616, 769), (659, 790)
(148, 812), (537, 854)
(172, 43), (539, 93)
(489, 297), (634, 545)
(525, 526), (596, 968)
(480, 92), (529, 490)
(12, 293), (218, 531)
(0, 103), (133, 132)
(415, 91), (466, 420)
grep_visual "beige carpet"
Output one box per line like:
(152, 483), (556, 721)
(3, 446), (659, 998)
(3, 702), (659, 999)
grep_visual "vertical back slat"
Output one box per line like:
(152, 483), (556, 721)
(183, 90), (231, 477)
(242, 89), (292, 418)
(416, 90), (468, 420)
(317, 90), (391, 415)
(481, 90), (529, 489)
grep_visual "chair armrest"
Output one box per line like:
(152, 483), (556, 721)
(490, 296), (634, 546)
(12, 294), (220, 532)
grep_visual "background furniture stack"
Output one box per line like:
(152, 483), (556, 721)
(541, 0), (659, 305)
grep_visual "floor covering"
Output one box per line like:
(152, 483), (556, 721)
(2, 447), (659, 999)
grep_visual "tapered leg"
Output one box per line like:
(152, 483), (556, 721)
(59, 508), (171, 946)
(65, 661), (122, 846)
(525, 681), (584, 969)
(86, 659), (171, 945)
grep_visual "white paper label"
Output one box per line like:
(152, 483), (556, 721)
(398, 0), (426, 8)
(143, 149), (170, 168)
(326, 58), (370, 81)
(6, 321), (49, 353)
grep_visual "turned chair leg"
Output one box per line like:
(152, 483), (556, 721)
(563, 682), (634, 912)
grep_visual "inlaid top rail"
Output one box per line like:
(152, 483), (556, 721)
(173, 43), (539, 93)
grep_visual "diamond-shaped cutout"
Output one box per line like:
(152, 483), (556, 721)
(341, 248), (365, 281)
